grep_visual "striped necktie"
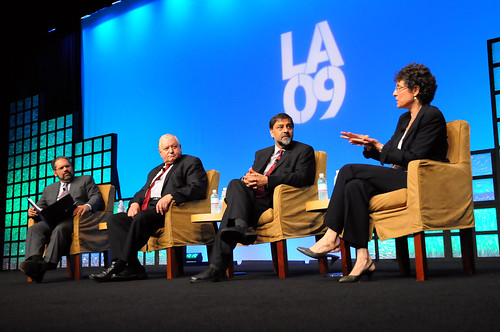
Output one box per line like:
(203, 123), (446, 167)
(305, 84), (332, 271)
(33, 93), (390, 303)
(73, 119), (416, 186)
(256, 149), (283, 198)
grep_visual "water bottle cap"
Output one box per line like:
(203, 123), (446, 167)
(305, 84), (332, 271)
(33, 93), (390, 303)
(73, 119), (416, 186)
(212, 189), (217, 194)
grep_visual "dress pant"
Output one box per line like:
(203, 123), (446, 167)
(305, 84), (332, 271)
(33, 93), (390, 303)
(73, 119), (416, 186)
(324, 164), (407, 249)
(25, 218), (73, 265)
(107, 202), (165, 264)
(209, 179), (272, 270)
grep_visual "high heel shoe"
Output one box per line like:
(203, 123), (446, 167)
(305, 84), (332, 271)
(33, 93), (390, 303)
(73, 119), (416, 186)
(338, 262), (375, 283)
(297, 244), (340, 259)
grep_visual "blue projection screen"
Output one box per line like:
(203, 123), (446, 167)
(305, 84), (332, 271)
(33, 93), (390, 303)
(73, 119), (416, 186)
(82, 0), (500, 262)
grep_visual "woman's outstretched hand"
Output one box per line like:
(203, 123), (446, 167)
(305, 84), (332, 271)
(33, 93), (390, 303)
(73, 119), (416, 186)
(341, 131), (383, 151)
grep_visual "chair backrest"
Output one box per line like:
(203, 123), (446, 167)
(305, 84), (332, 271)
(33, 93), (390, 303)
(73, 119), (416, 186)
(314, 151), (327, 183)
(446, 120), (471, 165)
(205, 170), (220, 200)
(97, 184), (115, 213)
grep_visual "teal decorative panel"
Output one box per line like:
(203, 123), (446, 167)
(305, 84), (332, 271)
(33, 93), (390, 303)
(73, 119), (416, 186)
(65, 128), (72, 142)
(159, 249), (167, 265)
(94, 138), (102, 152)
(473, 178), (495, 201)
(48, 118), (56, 132)
(145, 251), (155, 265)
(494, 67), (500, 91)
(47, 132), (55, 147)
(476, 234), (500, 257)
(56, 130), (65, 144)
(57, 116), (65, 130)
(474, 208), (498, 231)
(84, 140), (93, 154)
(378, 238), (396, 259)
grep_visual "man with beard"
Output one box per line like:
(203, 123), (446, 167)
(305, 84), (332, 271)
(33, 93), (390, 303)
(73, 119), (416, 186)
(20, 156), (104, 282)
(190, 113), (316, 282)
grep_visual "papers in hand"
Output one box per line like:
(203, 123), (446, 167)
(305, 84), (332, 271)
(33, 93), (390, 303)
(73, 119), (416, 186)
(27, 195), (77, 229)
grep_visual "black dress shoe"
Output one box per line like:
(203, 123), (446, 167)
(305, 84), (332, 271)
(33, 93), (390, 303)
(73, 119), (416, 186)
(220, 227), (257, 245)
(112, 266), (148, 281)
(89, 261), (125, 282)
(20, 260), (48, 283)
(190, 267), (228, 283)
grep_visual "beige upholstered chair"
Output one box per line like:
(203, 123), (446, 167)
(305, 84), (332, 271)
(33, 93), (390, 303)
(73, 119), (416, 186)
(27, 184), (115, 280)
(247, 151), (328, 278)
(342, 120), (475, 281)
(143, 170), (219, 278)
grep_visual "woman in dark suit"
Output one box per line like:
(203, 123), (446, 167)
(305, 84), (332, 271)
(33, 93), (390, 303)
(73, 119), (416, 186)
(298, 63), (448, 282)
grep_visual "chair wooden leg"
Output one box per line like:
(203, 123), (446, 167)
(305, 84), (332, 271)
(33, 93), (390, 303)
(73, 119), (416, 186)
(414, 232), (428, 281)
(460, 228), (476, 276)
(340, 239), (352, 276)
(395, 236), (411, 277)
(67, 256), (73, 278)
(270, 242), (278, 275)
(315, 235), (329, 274)
(166, 247), (185, 279)
(66, 254), (81, 280)
(274, 240), (289, 279)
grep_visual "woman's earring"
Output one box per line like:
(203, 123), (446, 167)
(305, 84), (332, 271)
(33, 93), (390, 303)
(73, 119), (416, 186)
(413, 96), (417, 100)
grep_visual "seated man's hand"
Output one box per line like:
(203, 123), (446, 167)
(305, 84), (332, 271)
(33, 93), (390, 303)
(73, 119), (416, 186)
(243, 168), (268, 189)
(156, 194), (173, 215)
(28, 207), (38, 218)
(128, 202), (141, 218)
(73, 205), (90, 216)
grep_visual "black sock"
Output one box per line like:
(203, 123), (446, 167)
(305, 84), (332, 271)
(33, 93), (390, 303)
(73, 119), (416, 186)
(234, 218), (248, 228)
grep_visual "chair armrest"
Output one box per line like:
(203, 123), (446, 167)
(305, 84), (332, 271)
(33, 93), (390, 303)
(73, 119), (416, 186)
(167, 199), (211, 222)
(271, 183), (326, 238)
(407, 159), (473, 225)
(273, 183), (317, 211)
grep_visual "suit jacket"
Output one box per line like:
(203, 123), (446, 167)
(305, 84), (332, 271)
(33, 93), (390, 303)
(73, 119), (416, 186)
(130, 154), (207, 207)
(364, 104), (448, 169)
(252, 140), (316, 194)
(37, 175), (104, 211)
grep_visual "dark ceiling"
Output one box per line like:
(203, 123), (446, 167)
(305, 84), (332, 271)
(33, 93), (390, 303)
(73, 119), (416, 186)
(4, 0), (114, 46)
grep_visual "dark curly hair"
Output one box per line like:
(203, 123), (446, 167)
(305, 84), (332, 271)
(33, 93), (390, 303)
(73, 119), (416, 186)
(394, 63), (437, 105)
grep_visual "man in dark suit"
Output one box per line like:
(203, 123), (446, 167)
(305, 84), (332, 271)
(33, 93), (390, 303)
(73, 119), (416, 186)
(90, 134), (207, 282)
(190, 113), (316, 282)
(20, 156), (104, 282)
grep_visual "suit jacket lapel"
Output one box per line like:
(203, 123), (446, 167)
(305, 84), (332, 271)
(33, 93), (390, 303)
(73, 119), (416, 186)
(161, 155), (184, 189)
(271, 141), (295, 173)
(256, 147), (275, 174)
(402, 104), (428, 147)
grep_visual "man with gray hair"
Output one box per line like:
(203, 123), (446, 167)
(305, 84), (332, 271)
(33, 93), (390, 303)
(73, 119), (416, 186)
(90, 134), (207, 282)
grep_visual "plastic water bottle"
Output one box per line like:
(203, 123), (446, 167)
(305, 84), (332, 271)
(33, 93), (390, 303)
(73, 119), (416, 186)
(318, 173), (328, 200)
(210, 189), (219, 214)
(219, 187), (227, 213)
(117, 200), (125, 213)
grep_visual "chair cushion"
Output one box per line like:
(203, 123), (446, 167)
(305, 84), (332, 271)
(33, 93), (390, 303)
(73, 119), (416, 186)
(369, 188), (407, 212)
(257, 208), (274, 225)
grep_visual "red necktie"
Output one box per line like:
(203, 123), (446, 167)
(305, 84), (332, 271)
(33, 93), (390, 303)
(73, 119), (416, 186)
(256, 149), (283, 198)
(141, 164), (171, 210)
